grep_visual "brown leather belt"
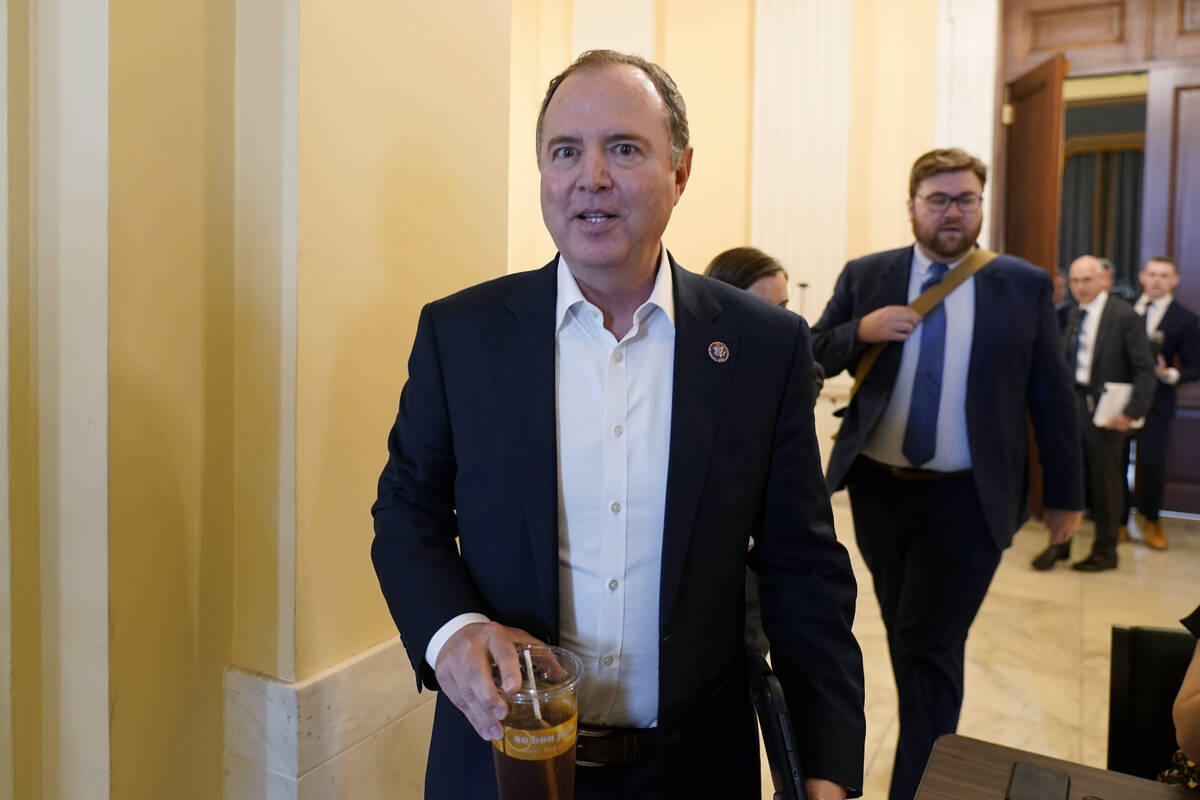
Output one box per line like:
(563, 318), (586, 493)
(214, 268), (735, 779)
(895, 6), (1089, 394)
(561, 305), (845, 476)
(863, 456), (971, 483)
(575, 726), (658, 767)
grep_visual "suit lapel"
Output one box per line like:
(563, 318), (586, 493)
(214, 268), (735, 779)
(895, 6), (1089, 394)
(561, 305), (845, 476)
(1092, 298), (1119, 385)
(491, 259), (560, 638)
(660, 260), (738, 628)
(864, 247), (915, 391)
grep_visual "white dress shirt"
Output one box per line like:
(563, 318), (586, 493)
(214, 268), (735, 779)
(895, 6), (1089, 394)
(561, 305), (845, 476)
(1074, 290), (1109, 385)
(425, 249), (675, 730)
(1135, 292), (1179, 385)
(554, 250), (673, 728)
(860, 245), (975, 471)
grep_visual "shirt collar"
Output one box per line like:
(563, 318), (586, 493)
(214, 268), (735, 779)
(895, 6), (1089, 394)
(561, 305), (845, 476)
(555, 247), (676, 332)
(1081, 290), (1109, 316)
(1137, 292), (1173, 310)
(912, 243), (970, 279)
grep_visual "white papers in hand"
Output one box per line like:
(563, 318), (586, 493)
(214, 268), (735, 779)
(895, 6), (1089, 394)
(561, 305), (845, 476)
(1091, 382), (1145, 429)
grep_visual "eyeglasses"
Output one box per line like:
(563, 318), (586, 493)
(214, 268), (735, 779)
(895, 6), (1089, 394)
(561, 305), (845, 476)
(916, 192), (983, 213)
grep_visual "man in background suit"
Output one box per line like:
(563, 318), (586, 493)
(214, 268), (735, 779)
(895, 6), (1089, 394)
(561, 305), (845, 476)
(372, 50), (865, 800)
(812, 148), (1083, 800)
(1033, 255), (1155, 572)
(1130, 256), (1200, 549)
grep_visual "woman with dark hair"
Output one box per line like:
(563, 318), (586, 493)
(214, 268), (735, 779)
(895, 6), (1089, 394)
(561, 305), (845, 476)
(705, 246), (823, 659)
(705, 246), (790, 307)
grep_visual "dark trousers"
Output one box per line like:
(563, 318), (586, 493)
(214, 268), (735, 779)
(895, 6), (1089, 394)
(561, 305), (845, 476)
(1078, 392), (1131, 557)
(576, 760), (655, 799)
(1134, 411), (1172, 521)
(847, 459), (1002, 800)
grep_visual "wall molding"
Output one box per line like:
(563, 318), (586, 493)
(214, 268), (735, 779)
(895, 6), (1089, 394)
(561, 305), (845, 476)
(225, 638), (435, 798)
(34, 0), (110, 795)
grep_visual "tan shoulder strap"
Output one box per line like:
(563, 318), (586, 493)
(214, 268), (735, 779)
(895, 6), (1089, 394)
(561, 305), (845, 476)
(847, 248), (998, 402)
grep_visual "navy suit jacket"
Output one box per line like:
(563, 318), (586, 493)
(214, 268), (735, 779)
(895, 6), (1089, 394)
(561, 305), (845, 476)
(1064, 295), (1156, 421)
(811, 246), (1084, 549)
(372, 256), (866, 798)
(1148, 300), (1200, 419)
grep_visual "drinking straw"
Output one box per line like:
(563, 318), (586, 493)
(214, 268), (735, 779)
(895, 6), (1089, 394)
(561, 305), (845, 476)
(523, 648), (544, 723)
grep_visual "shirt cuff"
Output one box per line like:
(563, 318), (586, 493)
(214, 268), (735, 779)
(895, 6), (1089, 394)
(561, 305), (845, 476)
(425, 612), (492, 669)
(1164, 367), (1180, 385)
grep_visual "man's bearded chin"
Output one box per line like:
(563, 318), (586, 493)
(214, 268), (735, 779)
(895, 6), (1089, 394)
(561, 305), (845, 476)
(921, 220), (981, 260)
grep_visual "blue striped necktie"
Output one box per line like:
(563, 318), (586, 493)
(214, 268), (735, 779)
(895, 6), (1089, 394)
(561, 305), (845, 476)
(902, 262), (950, 467)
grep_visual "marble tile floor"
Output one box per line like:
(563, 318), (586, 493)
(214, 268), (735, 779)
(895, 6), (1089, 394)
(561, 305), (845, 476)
(760, 494), (1200, 798)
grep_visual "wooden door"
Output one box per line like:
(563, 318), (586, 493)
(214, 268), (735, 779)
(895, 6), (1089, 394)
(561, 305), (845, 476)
(999, 55), (1067, 521)
(1001, 54), (1068, 270)
(1142, 64), (1200, 514)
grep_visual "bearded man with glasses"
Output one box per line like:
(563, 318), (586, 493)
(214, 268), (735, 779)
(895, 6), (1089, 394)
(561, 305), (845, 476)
(812, 148), (1084, 800)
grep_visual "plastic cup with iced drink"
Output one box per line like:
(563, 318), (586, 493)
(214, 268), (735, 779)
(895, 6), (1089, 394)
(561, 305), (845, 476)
(491, 643), (583, 800)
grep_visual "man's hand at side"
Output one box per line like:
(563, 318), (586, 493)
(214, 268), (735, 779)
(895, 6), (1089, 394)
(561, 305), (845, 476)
(434, 621), (543, 741)
(803, 778), (847, 800)
(857, 306), (922, 343)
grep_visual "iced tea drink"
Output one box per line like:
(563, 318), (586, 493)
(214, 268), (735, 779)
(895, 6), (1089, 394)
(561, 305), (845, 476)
(491, 644), (583, 800)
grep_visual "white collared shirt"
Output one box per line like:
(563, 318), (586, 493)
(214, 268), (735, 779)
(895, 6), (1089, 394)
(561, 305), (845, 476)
(1135, 292), (1179, 384)
(554, 250), (673, 728)
(425, 249), (675, 730)
(1074, 290), (1109, 385)
(860, 245), (974, 471)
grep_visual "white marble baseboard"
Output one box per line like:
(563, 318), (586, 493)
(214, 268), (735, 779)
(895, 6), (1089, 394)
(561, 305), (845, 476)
(225, 638), (435, 799)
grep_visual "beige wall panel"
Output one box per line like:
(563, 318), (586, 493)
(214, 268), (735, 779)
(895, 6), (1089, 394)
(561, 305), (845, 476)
(845, 0), (938, 262)
(508, 0), (572, 273)
(660, 0), (754, 274)
(108, 0), (235, 797)
(295, 0), (513, 678)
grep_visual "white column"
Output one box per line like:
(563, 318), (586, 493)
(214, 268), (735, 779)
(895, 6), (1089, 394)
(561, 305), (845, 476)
(33, 0), (110, 795)
(751, 0), (854, 322)
(573, 0), (656, 58)
(934, 0), (1000, 249)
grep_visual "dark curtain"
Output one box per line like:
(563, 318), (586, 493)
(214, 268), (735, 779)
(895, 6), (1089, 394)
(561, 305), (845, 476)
(1060, 153), (1097, 275)
(1109, 151), (1143, 298)
(1057, 149), (1143, 298)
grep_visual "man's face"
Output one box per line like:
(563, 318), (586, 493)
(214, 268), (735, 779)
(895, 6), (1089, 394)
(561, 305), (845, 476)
(538, 64), (692, 277)
(1068, 257), (1105, 305)
(1140, 259), (1179, 300)
(907, 170), (984, 262)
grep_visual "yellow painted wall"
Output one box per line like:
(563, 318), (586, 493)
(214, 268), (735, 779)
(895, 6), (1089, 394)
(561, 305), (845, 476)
(108, 0), (235, 797)
(846, 0), (938, 260)
(658, 0), (755, 273)
(7, 0), (40, 794)
(294, 0), (514, 678)
(508, 0), (572, 273)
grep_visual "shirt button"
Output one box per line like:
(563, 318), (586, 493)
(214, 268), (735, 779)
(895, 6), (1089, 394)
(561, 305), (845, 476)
(608, 579), (619, 591)
(613, 424), (624, 437)
(611, 502), (621, 514)
(614, 351), (624, 363)
(589, 309), (599, 319)
(602, 655), (614, 666)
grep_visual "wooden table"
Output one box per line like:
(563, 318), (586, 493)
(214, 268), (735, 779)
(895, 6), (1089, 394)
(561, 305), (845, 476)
(915, 734), (1195, 799)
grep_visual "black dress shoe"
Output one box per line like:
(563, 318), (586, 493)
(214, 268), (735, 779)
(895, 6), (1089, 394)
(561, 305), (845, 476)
(1032, 544), (1070, 571)
(1071, 553), (1118, 572)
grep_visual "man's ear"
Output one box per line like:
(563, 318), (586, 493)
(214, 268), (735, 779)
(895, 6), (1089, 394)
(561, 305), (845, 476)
(673, 146), (694, 204)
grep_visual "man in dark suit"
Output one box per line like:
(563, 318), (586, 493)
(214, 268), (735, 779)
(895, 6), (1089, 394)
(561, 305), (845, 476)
(371, 50), (865, 800)
(1034, 255), (1155, 572)
(1130, 256), (1200, 549)
(812, 148), (1083, 800)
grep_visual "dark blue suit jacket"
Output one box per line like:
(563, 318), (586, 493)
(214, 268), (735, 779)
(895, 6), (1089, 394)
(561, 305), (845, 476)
(1148, 300), (1200, 419)
(811, 246), (1083, 549)
(372, 256), (866, 798)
